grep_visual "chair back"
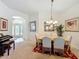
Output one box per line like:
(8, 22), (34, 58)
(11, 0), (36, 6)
(68, 36), (72, 46)
(66, 36), (72, 45)
(35, 34), (42, 45)
(35, 34), (37, 41)
(54, 37), (65, 49)
(42, 37), (51, 48)
(69, 36), (72, 44)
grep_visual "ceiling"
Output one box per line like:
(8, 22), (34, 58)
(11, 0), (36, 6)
(1, 0), (79, 14)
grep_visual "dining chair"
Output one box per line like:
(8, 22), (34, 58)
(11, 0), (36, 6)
(65, 36), (72, 46)
(42, 37), (51, 54)
(68, 36), (72, 46)
(54, 37), (65, 55)
(35, 34), (42, 47)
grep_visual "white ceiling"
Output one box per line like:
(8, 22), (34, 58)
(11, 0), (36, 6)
(1, 0), (79, 14)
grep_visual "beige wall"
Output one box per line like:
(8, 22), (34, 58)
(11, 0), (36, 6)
(59, 4), (79, 49)
(28, 13), (39, 41)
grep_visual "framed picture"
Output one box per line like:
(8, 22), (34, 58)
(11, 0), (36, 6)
(44, 21), (54, 31)
(0, 17), (8, 31)
(65, 17), (79, 32)
(29, 21), (36, 32)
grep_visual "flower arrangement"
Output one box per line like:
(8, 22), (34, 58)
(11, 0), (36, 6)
(56, 24), (64, 36)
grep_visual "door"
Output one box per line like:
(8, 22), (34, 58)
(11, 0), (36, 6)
(12, 24), (23, 39)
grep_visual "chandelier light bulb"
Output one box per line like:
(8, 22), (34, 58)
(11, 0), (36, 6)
(53, 21), (58, 24)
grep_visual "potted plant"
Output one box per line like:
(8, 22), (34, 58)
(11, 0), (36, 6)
(56, 24), (64, 37)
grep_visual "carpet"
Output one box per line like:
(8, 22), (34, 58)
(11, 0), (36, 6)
(33, 46), (78, 59)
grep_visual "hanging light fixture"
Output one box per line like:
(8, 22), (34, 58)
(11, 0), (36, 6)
(50, 0), (53, 20)
(46, 0), (58, 24)
(44, 0), (58, 31)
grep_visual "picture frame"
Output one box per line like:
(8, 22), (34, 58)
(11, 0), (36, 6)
(65, 17), (79, 32)
(29, 21), (36, 32)
(0, 17), (8, 31)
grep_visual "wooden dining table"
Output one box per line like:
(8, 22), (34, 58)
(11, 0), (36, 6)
(36, 33), (70, 54)
(36, 33), (70, 42)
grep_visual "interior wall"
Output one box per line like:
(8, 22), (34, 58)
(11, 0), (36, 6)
(0, 1), (28, 40)
(59, 4), (79, 49)
(28, 13), (39, 41)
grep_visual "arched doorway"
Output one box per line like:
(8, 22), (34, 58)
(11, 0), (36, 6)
(12, 17), (24, 43)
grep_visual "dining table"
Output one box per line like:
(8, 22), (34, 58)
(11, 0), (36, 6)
(35, 33), (71, 54)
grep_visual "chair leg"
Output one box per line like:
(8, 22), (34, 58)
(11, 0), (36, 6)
(42, 47), (44, 54)
(13, 42), (15, 50)
(62, 51), (65, 56)
(50, 49), (51, 55)
(50, 51), (51, 55)
(54, 50), (55, 55)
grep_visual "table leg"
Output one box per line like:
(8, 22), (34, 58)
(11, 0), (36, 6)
(13, 42), (15, 50)
(7, 45), (10, 56)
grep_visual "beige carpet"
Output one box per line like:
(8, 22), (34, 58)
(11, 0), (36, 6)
(0, 39), (79, 59)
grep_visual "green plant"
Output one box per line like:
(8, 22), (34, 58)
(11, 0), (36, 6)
(56, 24), (64, 36)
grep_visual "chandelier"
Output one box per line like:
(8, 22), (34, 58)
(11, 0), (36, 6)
(46, 0), (58, 24)
(44, 0), (58, 31)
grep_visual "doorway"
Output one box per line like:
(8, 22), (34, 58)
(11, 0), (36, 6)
(12, 19), (24, 43)
(13, 24), (23, 38)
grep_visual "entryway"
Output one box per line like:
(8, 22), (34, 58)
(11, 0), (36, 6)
(12, 17), (24, 43)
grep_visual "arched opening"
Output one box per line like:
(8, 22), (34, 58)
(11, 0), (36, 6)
(12, 16), (24, 43)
